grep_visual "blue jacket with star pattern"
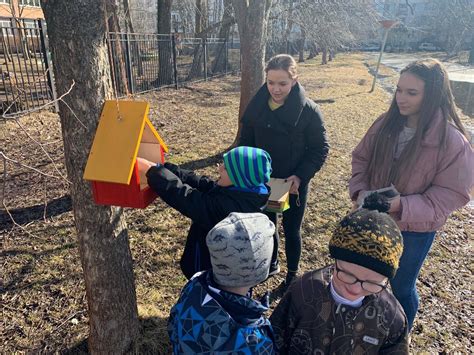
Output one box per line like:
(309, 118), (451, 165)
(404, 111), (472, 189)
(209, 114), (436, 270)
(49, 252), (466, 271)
(168, 270), (275, 354)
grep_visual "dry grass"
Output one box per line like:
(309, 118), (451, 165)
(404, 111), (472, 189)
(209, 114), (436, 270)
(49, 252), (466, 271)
(1, 53), (472, 353)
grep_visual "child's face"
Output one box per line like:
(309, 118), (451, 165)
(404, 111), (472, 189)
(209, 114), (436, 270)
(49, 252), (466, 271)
(217, 163), (232, 187)
(332, 260), (387, 301)
(266, 69), (297, 104)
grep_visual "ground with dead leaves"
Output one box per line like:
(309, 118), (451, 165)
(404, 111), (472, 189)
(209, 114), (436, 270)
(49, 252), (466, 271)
(1, 53), (472, 353)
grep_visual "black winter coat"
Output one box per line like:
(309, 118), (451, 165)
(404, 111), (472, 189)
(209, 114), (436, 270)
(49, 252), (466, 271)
(238, 83), (329, 184)
(146, 162), (269, 279)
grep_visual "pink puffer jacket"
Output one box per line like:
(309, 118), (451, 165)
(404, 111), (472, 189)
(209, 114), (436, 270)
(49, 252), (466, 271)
(350, 111), (474, 232)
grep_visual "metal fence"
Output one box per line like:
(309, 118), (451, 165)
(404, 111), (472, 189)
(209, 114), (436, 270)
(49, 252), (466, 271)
(0, 24), (240, 115)
(108, 32), (241, 97)
(0, 20), (55, 115)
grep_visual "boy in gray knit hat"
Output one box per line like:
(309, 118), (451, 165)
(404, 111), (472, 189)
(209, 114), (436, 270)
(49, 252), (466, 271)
(168, 212), (276, 354)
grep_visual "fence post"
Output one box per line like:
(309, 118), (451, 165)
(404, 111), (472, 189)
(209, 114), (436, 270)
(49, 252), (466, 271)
(38, 19), (59, 113)
(171, 34), (178, 89)
(124, 33), (134, 94)
(203, 38), (207, 81)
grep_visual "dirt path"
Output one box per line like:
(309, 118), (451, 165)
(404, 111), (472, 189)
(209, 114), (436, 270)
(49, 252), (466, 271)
(2, 53), (472, 353)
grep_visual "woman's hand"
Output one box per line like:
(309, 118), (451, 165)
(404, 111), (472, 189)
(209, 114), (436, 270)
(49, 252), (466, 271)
(351, 201), (359, 212)
(356, 190), (368, 207)
(286, 175), (301, 194)
(136, 157), (156, 183)
(388, 195), (401, 213)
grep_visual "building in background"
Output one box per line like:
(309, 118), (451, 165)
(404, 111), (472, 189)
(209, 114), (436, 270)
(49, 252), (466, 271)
(0, 0), (44, 28)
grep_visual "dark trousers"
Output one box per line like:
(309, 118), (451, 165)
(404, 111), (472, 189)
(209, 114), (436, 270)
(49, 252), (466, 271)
(267, 183), (309, 273)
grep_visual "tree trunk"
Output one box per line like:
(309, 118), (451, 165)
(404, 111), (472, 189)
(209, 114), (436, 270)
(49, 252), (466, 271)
(121, 0), (144, 78)
(187, 0), (207, 80)
(211, 0), (233, 74)
(40, 1), (139, 353)
(322, 47), (327, 65)
(328, 48), (333, 61)
(298, 28), (305, 63)
(158, 0), (173, 85)
(107, 1), (129, 95)
(109, 0), (133, 33)
(307, 42), (317, 59)
(284, 0), (294, 54)
(469, 38), (474, 64)
(232, 0), (271, 132)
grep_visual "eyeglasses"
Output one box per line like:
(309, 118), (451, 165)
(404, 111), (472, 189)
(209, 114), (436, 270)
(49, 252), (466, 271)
(334, 262), (388, 294)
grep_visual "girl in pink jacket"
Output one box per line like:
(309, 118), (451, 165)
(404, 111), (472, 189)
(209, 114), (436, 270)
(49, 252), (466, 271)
(349, 58), (473, 330)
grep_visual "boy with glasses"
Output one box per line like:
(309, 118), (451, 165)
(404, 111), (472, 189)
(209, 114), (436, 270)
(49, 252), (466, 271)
(270, 193), (409, 354)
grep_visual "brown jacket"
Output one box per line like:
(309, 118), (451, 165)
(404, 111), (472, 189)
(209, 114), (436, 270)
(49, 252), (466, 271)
(270, 266), (408, 354)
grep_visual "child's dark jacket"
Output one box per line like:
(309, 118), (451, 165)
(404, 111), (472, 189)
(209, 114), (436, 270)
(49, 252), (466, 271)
(146, 162), (269, 279)
(168, 270), (275, 354)
(270, 266), (408, 354)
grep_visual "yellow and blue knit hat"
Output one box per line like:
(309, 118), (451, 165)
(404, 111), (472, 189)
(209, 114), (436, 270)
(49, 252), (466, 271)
(223, 146), (272, 189)
(329, 193), (403, 279)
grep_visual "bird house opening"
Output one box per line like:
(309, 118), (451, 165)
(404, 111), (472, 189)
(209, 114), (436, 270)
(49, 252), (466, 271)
(137, 123), (165, 191)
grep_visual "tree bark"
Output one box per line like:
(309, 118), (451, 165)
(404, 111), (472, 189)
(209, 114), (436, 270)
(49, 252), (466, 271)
(211, 0), (233, 74)
(298, 28), (305, 63)
(107, 1), (130, 95)
(322, 47), (327, 64)
(40, 1), (139, 353)
(187, 0), (207, 80)
(232, 0), (271, 127)
(307, 42), (318, 59)
(469, 38), (474, 65)
(284, 0), (295, 54)
(158, 0), (173, 85)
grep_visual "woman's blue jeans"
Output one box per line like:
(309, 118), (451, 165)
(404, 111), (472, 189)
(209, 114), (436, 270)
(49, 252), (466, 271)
(390, 231), (436, 330)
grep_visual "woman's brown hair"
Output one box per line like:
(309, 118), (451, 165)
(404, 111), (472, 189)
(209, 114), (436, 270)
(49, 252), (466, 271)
(366, 58), (468, 190)
(265, 54), (298, 79)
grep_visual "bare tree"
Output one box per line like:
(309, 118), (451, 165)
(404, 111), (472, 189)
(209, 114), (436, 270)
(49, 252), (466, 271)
(107, 0), (132, 95)
(187, 0), (208, 80)
(425, 0), (473, 54)
(158, 0), (173, 85)
(211, 0), (234, 73)
(284, 0), (295, 53)
(231, 0), (272, 127)
(298, 27), (305, 62)
(267, 0), (378, 64)
(40, 1), (139, 352)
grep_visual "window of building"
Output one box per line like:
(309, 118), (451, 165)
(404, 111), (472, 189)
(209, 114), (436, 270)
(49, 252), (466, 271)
(0, 17), (13, 36)
(22, 18), (37, 37)
(0, 0), (11, 4)
(19, 0), (41, 7)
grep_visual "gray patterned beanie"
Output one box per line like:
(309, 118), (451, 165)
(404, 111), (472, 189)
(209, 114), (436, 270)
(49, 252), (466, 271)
(206, 212), (275, 288)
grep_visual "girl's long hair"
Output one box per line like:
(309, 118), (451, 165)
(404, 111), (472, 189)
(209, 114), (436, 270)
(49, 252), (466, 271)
(367, 58), (468, 190)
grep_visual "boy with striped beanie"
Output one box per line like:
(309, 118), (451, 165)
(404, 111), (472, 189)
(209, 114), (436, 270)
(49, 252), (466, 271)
(223, 146), (272, 193)
(137, 146), (273, 279)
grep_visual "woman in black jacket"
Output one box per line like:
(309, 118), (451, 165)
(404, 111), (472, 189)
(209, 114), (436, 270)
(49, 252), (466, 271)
(238, 54), (329, 286)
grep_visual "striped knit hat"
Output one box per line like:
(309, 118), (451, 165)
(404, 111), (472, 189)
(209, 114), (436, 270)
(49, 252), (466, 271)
(329, 193), (404, 279)
(223, 146), (272, 189)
